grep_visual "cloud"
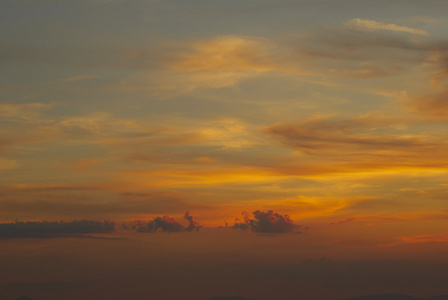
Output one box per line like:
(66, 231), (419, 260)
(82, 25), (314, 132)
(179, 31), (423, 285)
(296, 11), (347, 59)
(0, 102), (53, 119)
(264, 115), (430, 154)
(137, 211), (201, 233)
(262, 114), (448, 178)
(183, 211), (201, 231)
(378, 233), (448, 247)
(404, 40), (448, 116)
(0, 220), (116, 239)
(62, 74), (99, 82)
(173, 35), (278, 73)
(411, 16), (444, 24)
(345, 18), (429, 36)
(331, 218), (355, 225)
(232, 210), (299, 233)
(410, 87), (448, 117)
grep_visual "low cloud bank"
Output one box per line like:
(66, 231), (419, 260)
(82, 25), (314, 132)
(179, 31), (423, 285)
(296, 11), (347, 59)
(232, 210), (299, 233)
(0, 220), (116, 239)
(137, 211), (201, 233)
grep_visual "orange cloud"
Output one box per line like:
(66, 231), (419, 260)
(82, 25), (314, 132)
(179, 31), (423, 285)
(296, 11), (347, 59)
(378, 233), (448, 247)
(173, 35), (279, 73)
(264, 115), (448, 178)
(410, 88), (448, 117)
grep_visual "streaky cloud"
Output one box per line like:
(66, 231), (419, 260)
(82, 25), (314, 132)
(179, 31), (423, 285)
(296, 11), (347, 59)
(345, 19), (429, 36)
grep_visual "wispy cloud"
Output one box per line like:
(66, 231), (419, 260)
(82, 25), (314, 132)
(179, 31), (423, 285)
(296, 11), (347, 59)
(62, 74), (99, 83)
(378, 233), (448, 247)
(173, 35), (278, 73)
(0, 102), (53, 119)
(345, 18), (429, 36)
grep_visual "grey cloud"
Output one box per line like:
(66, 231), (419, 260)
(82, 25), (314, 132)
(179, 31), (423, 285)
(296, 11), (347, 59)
(0, 220), (116, 239)
(137, 211), (201, 233)
(232, 210), (299, 233)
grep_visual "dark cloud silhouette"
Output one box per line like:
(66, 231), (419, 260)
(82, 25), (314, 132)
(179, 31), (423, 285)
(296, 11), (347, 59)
(0, 220), (116, 239)
(137, 211), (201, 233)
(232, 211), (252, 231)
(183, 211), (201, 231)
(232, 210), (299, 233)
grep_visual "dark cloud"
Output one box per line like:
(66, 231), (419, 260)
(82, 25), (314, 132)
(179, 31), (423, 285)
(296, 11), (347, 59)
(265, 116), (430, 154)
(0, 220), (116, 239)
(232, 210), (299, 233)
(263, 116), (448, 176)
(137, 211), (201, 233)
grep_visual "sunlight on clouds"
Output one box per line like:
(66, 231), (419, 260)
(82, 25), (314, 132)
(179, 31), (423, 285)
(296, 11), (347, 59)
(120, 167), (290, 188)
(174, 35), (278, 72)
(345, 18), (429, 36)
(3, 1), (448, 235)
(198, 118), (260, 149)
(58, 112), (151, 138)
(378, 233), (448, 247)
(112, 69), (255, 99)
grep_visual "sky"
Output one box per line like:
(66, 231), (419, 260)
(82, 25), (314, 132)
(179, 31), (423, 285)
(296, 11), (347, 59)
(1, 0), (448, 299)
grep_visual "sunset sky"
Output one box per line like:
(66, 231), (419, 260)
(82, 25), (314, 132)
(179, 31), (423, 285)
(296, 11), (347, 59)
(2, 1), (448, 299)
